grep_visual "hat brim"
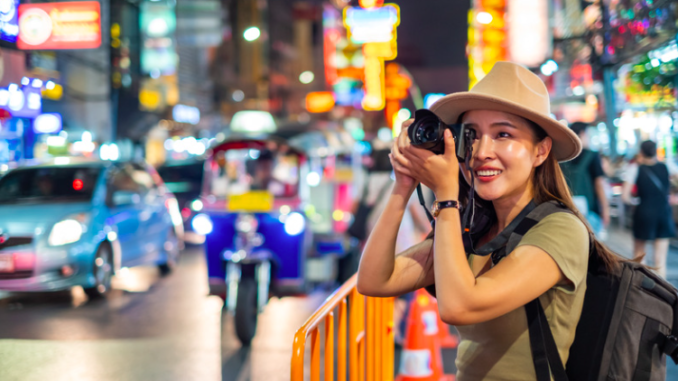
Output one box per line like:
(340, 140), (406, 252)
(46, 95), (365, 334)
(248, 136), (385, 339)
(430, 93), (582, 162)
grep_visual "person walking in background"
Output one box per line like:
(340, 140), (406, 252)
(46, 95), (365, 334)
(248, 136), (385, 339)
(622, 140), (675, 278)
(560, 122), (610, 236)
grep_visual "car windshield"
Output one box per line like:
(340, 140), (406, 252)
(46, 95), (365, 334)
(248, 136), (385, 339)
(208, 149), (299, 198)
(0, 166), (101, 204)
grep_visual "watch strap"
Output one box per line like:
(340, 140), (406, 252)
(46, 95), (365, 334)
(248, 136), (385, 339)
(432, 200), (460, 217)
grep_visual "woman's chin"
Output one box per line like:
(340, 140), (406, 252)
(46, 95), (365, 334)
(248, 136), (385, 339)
(474, 182), (507, 201)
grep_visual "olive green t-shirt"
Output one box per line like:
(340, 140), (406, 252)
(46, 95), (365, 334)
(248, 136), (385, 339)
(455, 212), (589, 381)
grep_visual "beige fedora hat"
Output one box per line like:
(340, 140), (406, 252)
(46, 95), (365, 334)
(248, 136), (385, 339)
(429, 61), (582, 162)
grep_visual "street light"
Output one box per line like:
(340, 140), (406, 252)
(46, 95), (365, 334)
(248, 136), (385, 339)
(243, 27), (261, 42)
(299, 71), (314, 84)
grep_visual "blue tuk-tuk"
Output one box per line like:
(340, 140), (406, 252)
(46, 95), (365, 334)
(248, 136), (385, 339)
(193, 136), (341, 345)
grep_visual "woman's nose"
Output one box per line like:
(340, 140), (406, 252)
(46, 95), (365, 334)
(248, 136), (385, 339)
(473, 135), (495, 160)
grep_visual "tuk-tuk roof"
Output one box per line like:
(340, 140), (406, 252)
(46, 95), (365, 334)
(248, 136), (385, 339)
(208, 135), (306, 160)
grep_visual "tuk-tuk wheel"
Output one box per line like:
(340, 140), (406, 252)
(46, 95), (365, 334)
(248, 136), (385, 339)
(235, 278), (258, 346)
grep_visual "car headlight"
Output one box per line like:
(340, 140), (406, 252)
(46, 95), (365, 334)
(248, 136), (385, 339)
(284, 212), (305, 236)
(190, 199), (203, 211)
(191, 213), (213, 235)
(49, 219), (85, 246)
(235, 214), (258, 234)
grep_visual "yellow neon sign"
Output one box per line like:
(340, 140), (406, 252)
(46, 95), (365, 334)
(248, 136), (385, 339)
(343, 3), (400, 111)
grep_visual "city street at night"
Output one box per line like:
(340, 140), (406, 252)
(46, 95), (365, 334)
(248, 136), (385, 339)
(1, 0), (678, 379)
(0, 247), (326, 381)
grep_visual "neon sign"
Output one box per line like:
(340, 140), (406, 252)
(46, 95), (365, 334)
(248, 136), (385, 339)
(344, 6), (399, 44)
(306, 91), (336, 113)
(468, 0), (507, 88)
(343, 3), (400, 111)
(18, 2), (102, 50)
(0, 84), (42, 118)
(0, 0), (19, 44)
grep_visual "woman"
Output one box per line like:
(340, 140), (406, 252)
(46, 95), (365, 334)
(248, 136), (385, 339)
(356, 62), (622, 380)
(622, 140), (675, 278)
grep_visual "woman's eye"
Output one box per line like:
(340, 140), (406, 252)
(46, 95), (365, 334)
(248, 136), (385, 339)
(497, 132), (511, 138)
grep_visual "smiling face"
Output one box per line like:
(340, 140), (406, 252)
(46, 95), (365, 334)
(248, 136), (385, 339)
(460, 110), (552, 203)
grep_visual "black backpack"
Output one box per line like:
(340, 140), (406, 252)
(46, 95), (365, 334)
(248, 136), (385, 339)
(484, 200), (678, 381)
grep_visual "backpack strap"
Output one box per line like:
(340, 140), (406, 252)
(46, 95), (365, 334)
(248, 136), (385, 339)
(661, 292), (678, 364)
(497, 200), (572, 381)
(526, 298), (568, 381)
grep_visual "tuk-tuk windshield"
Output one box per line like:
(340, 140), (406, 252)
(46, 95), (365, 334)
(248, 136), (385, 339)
(208, 148), (299, 198)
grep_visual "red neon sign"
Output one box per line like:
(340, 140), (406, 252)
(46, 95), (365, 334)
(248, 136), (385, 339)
(18, 2), (101, 50)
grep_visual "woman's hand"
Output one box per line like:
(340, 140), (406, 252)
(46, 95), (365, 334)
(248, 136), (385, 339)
(394, 128), (460, 200)
(389, 120), (419, 195)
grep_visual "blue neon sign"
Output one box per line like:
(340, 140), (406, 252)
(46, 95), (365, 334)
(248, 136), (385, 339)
(0, 0), (19, 44)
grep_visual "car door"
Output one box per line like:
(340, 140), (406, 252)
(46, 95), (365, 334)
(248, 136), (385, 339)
(106, 165), (145, 266)
(130, 163), (168, 261)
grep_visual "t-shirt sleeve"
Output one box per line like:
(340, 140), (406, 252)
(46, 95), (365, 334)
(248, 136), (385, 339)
(516, 212), (589, 294)
(623, 164), (638, 185)
(588, 152), (605, 179)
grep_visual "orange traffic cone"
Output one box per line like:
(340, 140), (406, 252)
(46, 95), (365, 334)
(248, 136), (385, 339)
(396, 289), (455, 381)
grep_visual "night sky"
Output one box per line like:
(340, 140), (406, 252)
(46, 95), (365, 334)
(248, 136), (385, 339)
(391, 0), (469, 68)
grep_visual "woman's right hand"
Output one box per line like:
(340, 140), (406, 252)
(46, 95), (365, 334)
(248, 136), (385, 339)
(389, 119), (418, 195)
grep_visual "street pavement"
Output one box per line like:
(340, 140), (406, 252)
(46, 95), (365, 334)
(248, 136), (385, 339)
(0, 228), (676, 381)
(0, 247), (327, 381)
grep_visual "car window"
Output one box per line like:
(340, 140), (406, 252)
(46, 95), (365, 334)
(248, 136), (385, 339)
(108, 165), (145, 195)
(0, 166), (101, 204)
(129, 163), (156, 191)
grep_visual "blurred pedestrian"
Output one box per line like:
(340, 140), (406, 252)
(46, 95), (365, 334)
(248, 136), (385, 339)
(622, 140), (674, 278)
(560, 122), (610, 236)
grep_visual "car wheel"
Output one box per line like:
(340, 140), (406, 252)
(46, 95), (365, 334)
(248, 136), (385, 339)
(158, 228), (180, 276)
(84, 244), (113, 299)
(234, 278), (258, 346)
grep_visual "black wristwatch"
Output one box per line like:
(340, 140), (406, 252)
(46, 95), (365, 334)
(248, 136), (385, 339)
(431, 200), (460, 217)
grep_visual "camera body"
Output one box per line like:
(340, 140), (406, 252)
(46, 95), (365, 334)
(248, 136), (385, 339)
(407, 109), (476, 160)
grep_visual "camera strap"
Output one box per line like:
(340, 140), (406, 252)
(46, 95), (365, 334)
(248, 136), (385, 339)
(416, 184), (436, 229)
(418, 145), (477, 237)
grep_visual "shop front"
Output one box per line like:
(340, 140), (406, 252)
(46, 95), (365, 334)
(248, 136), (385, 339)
(0, 80), (43, 165)
(615, 39), (678, 162)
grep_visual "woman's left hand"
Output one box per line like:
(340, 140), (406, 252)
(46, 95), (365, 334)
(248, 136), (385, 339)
(396, 129), (461, 200)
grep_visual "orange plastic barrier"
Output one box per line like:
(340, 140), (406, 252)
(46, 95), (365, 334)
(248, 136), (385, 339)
(291, 274), (395, 381)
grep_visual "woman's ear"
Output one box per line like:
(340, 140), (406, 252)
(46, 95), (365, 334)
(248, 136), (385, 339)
(534, 137), (552, 167)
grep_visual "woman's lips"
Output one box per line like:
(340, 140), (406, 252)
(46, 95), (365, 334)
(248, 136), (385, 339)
(475, 169), (502, 182)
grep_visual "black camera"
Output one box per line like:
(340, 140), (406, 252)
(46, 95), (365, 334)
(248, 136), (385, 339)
(407, 109), (476, 160)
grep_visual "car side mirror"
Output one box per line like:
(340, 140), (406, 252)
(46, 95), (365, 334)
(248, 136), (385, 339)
(112, 190), (141, 206)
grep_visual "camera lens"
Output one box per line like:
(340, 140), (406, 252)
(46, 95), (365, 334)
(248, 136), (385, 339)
(411, 115), (440, 144)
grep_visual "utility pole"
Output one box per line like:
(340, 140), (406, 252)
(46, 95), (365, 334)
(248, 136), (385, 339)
(600, 0), (618, 158)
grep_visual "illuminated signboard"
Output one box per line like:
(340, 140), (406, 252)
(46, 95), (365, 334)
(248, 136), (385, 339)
(173, 104), (200, 125)
(468, 0), (507, 88)
(34, 113), (62, 134)
(140, 0), (177, 75)
(230, 111), (277, 134)
(306, 91), (336, 113)
(344, 6), (399, 44)
(0, 84), (42, 118)
(18, 2), (101, 50)
(343, 3), (400, 112)
(0, 0), (19, 44)
(508, 0), (549, 67)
